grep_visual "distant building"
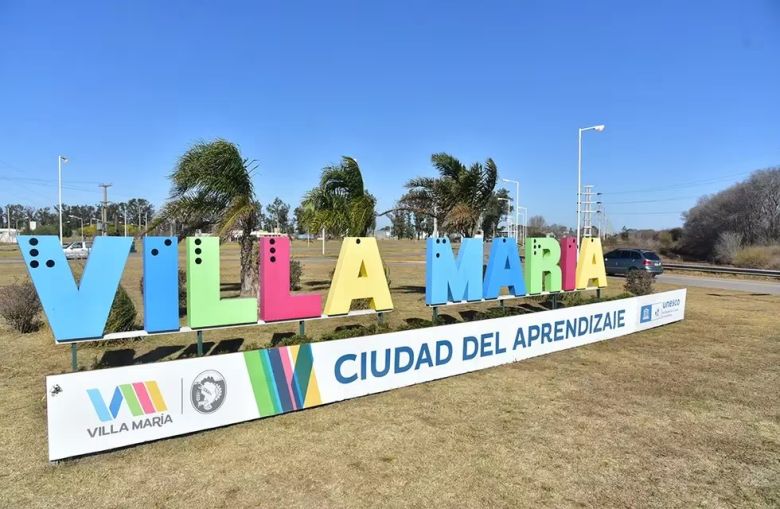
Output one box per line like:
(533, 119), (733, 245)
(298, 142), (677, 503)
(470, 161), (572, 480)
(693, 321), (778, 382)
(374, 228), (392, 240)
(0, 228), (19, 244)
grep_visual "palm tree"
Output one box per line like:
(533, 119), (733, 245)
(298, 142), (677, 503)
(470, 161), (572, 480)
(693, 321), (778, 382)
(300, 157), (377, 236)
(399, 153), (498, 237)
(156, 140), (259, 295)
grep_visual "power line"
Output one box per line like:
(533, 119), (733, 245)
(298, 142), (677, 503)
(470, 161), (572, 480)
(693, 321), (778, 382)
(600, 170), (753, 195)
(0, 176), (139, 200)
(607, 211), (685, 215)
(605, 195), (700, 205)
(0, 175), (101, 186)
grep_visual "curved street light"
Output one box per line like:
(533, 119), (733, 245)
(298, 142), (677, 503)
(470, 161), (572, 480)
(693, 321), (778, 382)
(577, 125), (605, 251)
(68, 215), (84, 244)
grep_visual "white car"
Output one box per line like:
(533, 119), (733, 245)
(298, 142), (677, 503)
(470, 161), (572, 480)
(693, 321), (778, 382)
(63, 241), (91, 259)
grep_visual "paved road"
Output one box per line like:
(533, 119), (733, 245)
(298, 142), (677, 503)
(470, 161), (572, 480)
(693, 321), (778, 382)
(656, 273), (780, 295)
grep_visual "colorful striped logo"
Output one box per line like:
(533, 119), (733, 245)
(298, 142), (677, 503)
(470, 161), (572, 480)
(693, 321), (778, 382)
(87, 381), (168, 422)
(244, 344), (321, 416)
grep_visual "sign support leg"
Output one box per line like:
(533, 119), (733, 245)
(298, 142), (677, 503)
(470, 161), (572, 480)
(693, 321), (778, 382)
(298, 320), (305, 337)
(596, 288), (602, 300)
(432, 306), (438, 325)
(500, 299), (506, 315)
(70, 343), (78, 371)
(196, 330), (204, 357)
(551, 293), (557, 309)
(377, 312), (384, 326)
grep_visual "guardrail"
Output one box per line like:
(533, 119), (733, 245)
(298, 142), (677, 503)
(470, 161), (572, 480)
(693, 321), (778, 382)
(663, 262), (780, 278)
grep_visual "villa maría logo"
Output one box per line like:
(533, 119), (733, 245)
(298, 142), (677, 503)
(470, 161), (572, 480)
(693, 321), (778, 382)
(190, 370), (227, 414)
(87, 381), (167, 422)
(86, 380), (173, 438)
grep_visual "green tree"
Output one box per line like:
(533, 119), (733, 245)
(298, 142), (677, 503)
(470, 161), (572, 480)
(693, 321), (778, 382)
(293, 206), (306, 234)
(527, 215), (547, 237)
(156, 140), (259, 295)
(480, 188), (511, 238)
(389, 208), (415, 239)
(265, 197), (291, 234)
(300, 157), (376, 236)
(399, 153), (498, 237)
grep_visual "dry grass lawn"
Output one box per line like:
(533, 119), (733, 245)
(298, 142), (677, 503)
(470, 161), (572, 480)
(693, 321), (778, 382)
(0, 239), (778, 508)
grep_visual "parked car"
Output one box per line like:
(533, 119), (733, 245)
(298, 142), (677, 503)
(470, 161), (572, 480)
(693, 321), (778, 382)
(63, 241), (91, 259)
(603, 248), (663, 276)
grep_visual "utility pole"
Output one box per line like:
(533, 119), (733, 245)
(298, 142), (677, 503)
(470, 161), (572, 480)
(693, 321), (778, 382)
(582, 185), (594, 238)
(99, 184), (112, 236)
(501, 178), (520, 242)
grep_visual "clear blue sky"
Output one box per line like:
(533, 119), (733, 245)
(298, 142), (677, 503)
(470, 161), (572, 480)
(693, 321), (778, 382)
(1, 1), (778, 231)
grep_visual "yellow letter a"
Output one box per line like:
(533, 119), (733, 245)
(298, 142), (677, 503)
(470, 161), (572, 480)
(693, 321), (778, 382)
(575, 237), (608, 289)
(324, 237), (393, 315)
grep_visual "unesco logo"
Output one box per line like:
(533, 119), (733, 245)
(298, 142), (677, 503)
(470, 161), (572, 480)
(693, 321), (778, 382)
(640, 305), (652, 323)
(190, 370), (227, 414)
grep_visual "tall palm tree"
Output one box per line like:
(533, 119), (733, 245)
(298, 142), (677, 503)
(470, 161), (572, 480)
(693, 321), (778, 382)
(156, 140), (259, 295)
(300, 157), (377, 236)
(400, 153), (498, 237)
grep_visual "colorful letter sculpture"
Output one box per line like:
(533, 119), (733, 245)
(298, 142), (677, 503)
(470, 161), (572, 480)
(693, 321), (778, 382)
(323, 237), (394, 315)
(524, 237), (562, 294)
(482, 238), (527, 299)
(186, 237), (257, 328)
(259, 237), (321, 321)
(425, 237), (483, 305)
(559, 236), (577, 291)
(143, 237), (180, 333)
(19, 230), (609, 343)
(575, 237), (608, 289)
(19, 235), (131, 342)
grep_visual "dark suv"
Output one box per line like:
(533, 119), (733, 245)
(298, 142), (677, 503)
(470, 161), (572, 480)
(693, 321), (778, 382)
(603, 249), (663, 276)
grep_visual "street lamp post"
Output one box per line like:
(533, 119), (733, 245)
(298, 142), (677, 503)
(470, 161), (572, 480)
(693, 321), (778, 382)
(58, 155), (69, 244)
(497, 197), (511, 238)
(517, 206), (528, 246)
(501, 178), (520, 242)
(68, 215), (84, 244)
(577, 125), (605, 251)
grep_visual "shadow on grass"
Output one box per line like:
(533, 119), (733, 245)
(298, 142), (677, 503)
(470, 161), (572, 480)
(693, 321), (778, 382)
(396, 285), (426, 294)
(707, 292), (771, 297)
(404, 317), (432, 328)
(434, 313), (459, 325)
(95, 338), (245, 368)
(270, 332), (295, 346)
(305, 280), (331, 290)
(334, 323), (364, 332)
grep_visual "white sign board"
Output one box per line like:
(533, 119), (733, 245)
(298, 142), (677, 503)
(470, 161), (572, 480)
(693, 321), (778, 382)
(46, 289), (686, 460)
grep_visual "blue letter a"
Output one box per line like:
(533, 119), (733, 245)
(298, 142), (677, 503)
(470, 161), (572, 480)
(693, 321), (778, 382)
(482, 237), (527, 299)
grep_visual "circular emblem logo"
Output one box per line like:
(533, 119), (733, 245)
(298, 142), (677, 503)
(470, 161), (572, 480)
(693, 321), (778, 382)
(190, 370), (227, 414)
